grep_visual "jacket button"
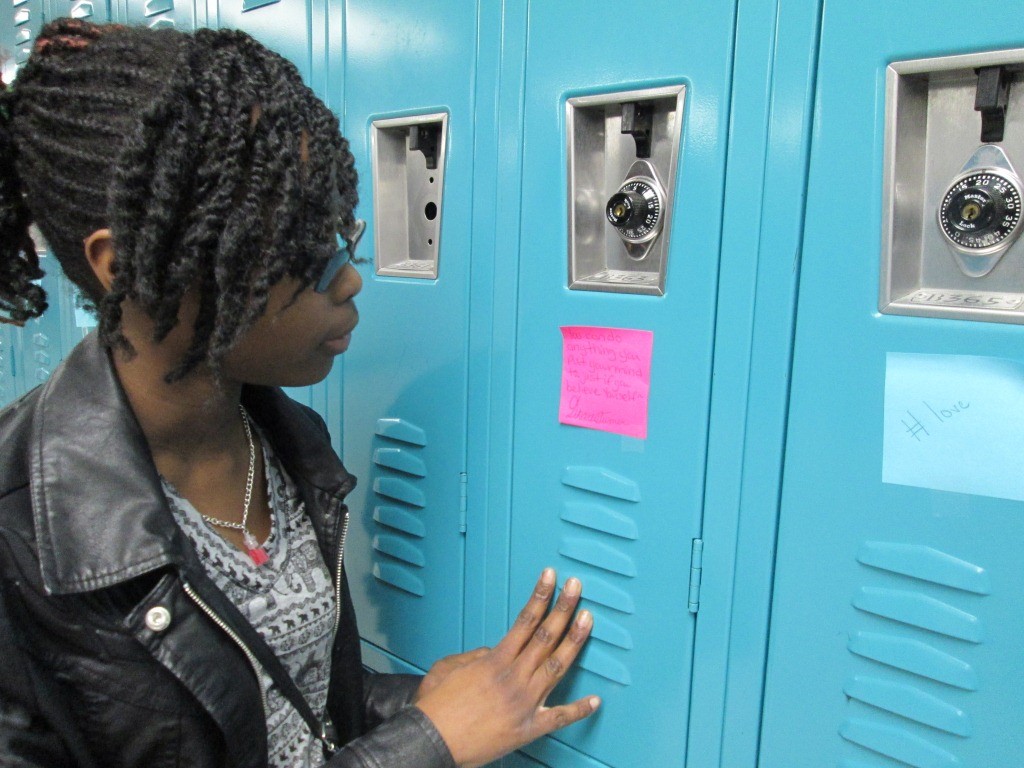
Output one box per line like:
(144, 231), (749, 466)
(145, 606), (172, 632)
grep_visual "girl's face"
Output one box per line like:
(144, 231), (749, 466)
(219, 259), (362, 388)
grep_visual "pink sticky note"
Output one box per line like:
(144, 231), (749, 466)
(559, 326), (654, 439)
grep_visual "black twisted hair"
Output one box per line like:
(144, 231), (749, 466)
(0, 18), (358, 380)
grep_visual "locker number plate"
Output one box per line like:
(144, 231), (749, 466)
(908, 290), (1024, 310)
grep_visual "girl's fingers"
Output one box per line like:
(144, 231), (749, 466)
(517, 577), (582, 673)
(532, 696), (601, 739)
(493, 568), (557, 660)
(529, 607), (592, 696)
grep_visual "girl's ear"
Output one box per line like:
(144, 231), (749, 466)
(83, 228), (116, 292)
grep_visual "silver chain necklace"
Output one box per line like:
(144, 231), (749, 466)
(199, 405), (269, 566)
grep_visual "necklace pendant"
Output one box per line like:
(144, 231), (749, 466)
(243, 530), (269, 567)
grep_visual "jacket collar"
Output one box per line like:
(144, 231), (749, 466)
(29, 333), (353, 595)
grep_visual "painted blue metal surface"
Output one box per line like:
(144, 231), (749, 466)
(687, 2), (823, 768)
(508, 3), (736, 766)
(340, 0), (477, 672)
(759, 3), (1024, 766)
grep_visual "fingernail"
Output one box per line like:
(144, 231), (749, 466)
(589, 696), (601, 711)
(577, 609), (592, 627)
(541, 567), (556, 585)
(564, 577), (581, 596)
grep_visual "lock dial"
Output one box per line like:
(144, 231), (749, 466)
(938, 168), (1023, 255)
(606, 179), (663, 243)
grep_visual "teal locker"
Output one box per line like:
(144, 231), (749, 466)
(760, 3), (1024, 767)
(340, 0), (477, 672)
(507, 2), (737, 766)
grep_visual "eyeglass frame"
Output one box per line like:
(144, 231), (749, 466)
(315, 218), (366, 293)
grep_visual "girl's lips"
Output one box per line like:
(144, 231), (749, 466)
(322, 333), (352, 355)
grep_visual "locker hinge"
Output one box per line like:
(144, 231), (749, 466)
(458, 473), (468, 534)
(688, 539), (704, 614)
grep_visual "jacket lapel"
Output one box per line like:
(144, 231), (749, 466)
(28, 334), (356, 596)
(29, 334), (184, 595)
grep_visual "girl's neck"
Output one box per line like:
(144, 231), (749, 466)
(111, 301), (245, 463)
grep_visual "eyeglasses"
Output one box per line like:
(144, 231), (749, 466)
(315, 218), (366, 293)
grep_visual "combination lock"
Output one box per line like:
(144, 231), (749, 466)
(605, 160), (667, 259)
(936, 145), (1024, 277)
(606, 180), (662, 241)
(938, 168), (1023, 254)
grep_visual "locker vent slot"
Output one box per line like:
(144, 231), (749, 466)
(560, 502), (638, 540)
(369, 418), (429, 597)
(847, 633), (978, 691)
(144, 0), (173, 16)
(561, 466), (640, 502)
(843, 676), (971, 737)
(852, 588), (983, 643)
(857, 542), (992, 595)
(843, 543), (988, 766)
(839, 718), (960, 768)
(70, 3), (94, 20)
(242, 0), (280, 11)
(559, 464), (639, 687)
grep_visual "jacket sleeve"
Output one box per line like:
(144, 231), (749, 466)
(362, 670), (422, 728)
(0, 696), (76, 768)
(327, 706), (456, 768)
(0, 584), (87, 768)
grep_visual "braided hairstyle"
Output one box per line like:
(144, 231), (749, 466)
(0, 18), (358, 380)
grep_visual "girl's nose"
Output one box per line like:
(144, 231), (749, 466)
(329, 261), (362, 303)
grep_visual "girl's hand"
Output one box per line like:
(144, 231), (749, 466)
(414, 569), (599, 768)
(415, 647), (490, 702)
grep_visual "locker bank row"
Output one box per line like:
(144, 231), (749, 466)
(2, 2), (1022, 766)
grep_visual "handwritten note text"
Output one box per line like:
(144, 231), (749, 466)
(559, 326), (654, 439)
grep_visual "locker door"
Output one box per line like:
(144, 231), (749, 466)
(341, 0), (476, 671)
(760, 4), (1024, 767)
(508, 3), (737, 766)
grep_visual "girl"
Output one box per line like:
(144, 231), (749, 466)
(0, 18), (598, 768)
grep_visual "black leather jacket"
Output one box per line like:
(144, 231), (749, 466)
(0, 334), (456, 768)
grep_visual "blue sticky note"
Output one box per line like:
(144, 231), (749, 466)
(883, 352), (1024, 501)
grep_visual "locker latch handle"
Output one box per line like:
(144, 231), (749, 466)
(620, 101), (653, 159)
(408, 124), (440, 170)
(974, 64), (1022, 144)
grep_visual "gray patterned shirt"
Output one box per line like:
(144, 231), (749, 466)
(162, 428), (336, 768)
